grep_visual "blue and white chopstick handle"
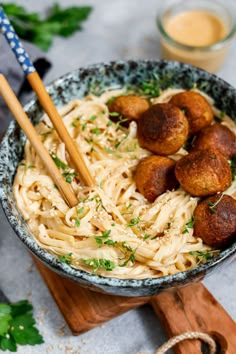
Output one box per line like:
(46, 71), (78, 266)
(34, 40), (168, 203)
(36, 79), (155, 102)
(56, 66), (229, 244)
(0, 7), (35, 76)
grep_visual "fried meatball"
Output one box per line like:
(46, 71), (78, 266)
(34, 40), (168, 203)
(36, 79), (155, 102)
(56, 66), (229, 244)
(175, 149), (232, 197)
(191, 123), (236, 159)
(137, 103), (189, 155)
(108, 95), (149, 124)
(193, 194), (236, 248)
(134, 155), (179, 202)
(169, 91), (213, 134)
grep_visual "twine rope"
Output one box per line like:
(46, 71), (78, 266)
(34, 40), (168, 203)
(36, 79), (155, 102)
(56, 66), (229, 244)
(154, 331), (217, 354)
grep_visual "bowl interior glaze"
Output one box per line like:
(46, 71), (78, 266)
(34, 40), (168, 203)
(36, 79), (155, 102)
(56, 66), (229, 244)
(0, 60), (236, 297)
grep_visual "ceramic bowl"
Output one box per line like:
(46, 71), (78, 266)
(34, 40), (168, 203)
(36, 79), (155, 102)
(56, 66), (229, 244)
(0, 60), (236, 297)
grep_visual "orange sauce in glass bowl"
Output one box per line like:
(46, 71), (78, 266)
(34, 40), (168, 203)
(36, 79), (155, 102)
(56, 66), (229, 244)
(157, 1), (236, 73)
(165, 10), (227, 47)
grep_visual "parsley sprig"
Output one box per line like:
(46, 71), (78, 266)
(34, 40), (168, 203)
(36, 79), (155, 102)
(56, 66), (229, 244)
(83, 258), (116, 272)
(1, 3), (92, 51)
(189, 250), (219, 264)
(182, 216), (198, 234)
(0, 300), (43, 352)
(207, 194), (224, 214)
(58, 253), (73, 265)
(93, 230), (137, 267)
(50, 152), (77, 183)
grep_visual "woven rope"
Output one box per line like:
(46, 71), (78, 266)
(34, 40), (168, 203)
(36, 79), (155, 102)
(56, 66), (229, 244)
(155, 331), (217, 354)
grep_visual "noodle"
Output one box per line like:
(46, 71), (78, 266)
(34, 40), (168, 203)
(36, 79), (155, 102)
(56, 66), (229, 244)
(13, 88), (236, 279)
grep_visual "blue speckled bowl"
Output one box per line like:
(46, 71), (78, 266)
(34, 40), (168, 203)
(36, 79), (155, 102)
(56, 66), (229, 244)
(0, 60), (236, 297)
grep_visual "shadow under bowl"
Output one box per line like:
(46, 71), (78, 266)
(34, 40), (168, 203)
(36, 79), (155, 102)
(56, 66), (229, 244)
(0, 59), (236, 297)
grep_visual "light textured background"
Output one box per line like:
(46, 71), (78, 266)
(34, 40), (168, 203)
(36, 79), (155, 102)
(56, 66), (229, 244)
(0, 1), (236, 353)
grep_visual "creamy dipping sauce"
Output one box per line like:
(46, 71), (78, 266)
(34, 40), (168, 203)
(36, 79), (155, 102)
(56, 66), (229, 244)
(165, 10), (227, 47)
(159, 9), (231, 72)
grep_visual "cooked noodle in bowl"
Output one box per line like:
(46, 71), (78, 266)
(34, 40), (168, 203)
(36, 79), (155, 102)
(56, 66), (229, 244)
(1, 60), (236, 296)
(13, 86), (236, 279)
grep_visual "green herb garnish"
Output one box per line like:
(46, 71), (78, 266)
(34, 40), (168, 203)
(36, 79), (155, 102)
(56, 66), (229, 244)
(229, 156), (236, 181)
(50, 153), (68, 170)
(189, 250), (219, 264)
(83, 258), (116, 272)
(51, 153), (77, 183)
(19, 163), (35, 169)
(89, 115), (97, 121)
(207, 194), (224, 214)
(106, 96), (116, 105)
(91, 127), (101, 135)
(0, 300), (43, 352)
(182, 216), (198, 234)
(94, 230), (112, 247)
(127, 217), (140, 227)
(143, 233), (151, 241)
(139, 80), (160, 97)
(219, 111), (226, 119)
(109, 112), (120, 117)
(58, 253), (73, 265)
(75, 207), (84, 227)
(1, 3), (92, 51)
(40, 129), (54, 137)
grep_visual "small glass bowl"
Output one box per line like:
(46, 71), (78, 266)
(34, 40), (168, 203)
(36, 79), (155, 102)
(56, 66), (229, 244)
(157, 0), (236, 73)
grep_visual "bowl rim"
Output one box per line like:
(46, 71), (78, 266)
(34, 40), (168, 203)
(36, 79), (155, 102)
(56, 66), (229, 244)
(1, 59), (236, 290)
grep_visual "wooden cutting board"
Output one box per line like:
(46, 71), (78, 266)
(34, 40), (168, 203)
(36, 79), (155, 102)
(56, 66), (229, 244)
(34, 257), (236, 353)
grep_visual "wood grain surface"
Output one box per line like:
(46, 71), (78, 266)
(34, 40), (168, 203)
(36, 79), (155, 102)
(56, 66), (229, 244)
(34, 258), (236, 353)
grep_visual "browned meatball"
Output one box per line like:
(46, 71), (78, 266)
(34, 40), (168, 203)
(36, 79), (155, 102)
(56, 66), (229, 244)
(108, 95), (149, 124)
(134, 155), (179, 202)
(137, 103), (189, 155)
(193, 194), (236, 248)
(169, 91), (213, 134)
(191, 123), (236, 159)
(175, 149), (232, 197)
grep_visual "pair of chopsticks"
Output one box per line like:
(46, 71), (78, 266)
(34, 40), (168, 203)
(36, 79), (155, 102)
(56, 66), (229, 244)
(0, 8), (94, 208)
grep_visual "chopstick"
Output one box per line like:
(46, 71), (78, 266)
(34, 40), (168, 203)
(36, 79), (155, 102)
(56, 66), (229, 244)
(0, 73), (78, 208)
(0, 7), (95, 187)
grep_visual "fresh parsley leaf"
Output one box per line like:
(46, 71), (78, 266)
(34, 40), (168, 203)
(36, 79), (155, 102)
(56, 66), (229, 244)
(50, 153), (68, 170)
(91, 127), (101, 135)
(143, 233), (151, 241)
(89, 115), (97, 121)
(127, 217), (140, 227)
(1, 3), (92, 51)
(10, 313), (43, 345)
(94, 230), (112, 247)
(106, 96), (116, 105)
(189, 250), (219, 263)
(74, 207), (84, 227)
(182, 216), (197, 234)
(0, 335), (17, 352)
(109, 112), (120, 117)
(10, 301), (33, 318)
(139, 80), (160, 97)
(0, 314), (12, 336)
(58, 253), (73, 265)
(83, 258), (116, 272)
(51, 153), (77, 183)
(0, 300), (43, 351)
(104, 239), (117, 246)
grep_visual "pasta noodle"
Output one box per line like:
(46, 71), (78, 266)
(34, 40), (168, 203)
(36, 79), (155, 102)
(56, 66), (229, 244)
(13, 88), (236, 279)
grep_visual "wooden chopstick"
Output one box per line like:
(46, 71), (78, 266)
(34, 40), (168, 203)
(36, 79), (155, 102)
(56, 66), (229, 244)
(0, 73), (78, 208)
(27, 72), (95, 187)
(0, 7), (95, 188)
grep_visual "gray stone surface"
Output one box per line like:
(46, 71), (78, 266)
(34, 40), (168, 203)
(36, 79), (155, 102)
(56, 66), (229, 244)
(0, 0), (236, 353)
